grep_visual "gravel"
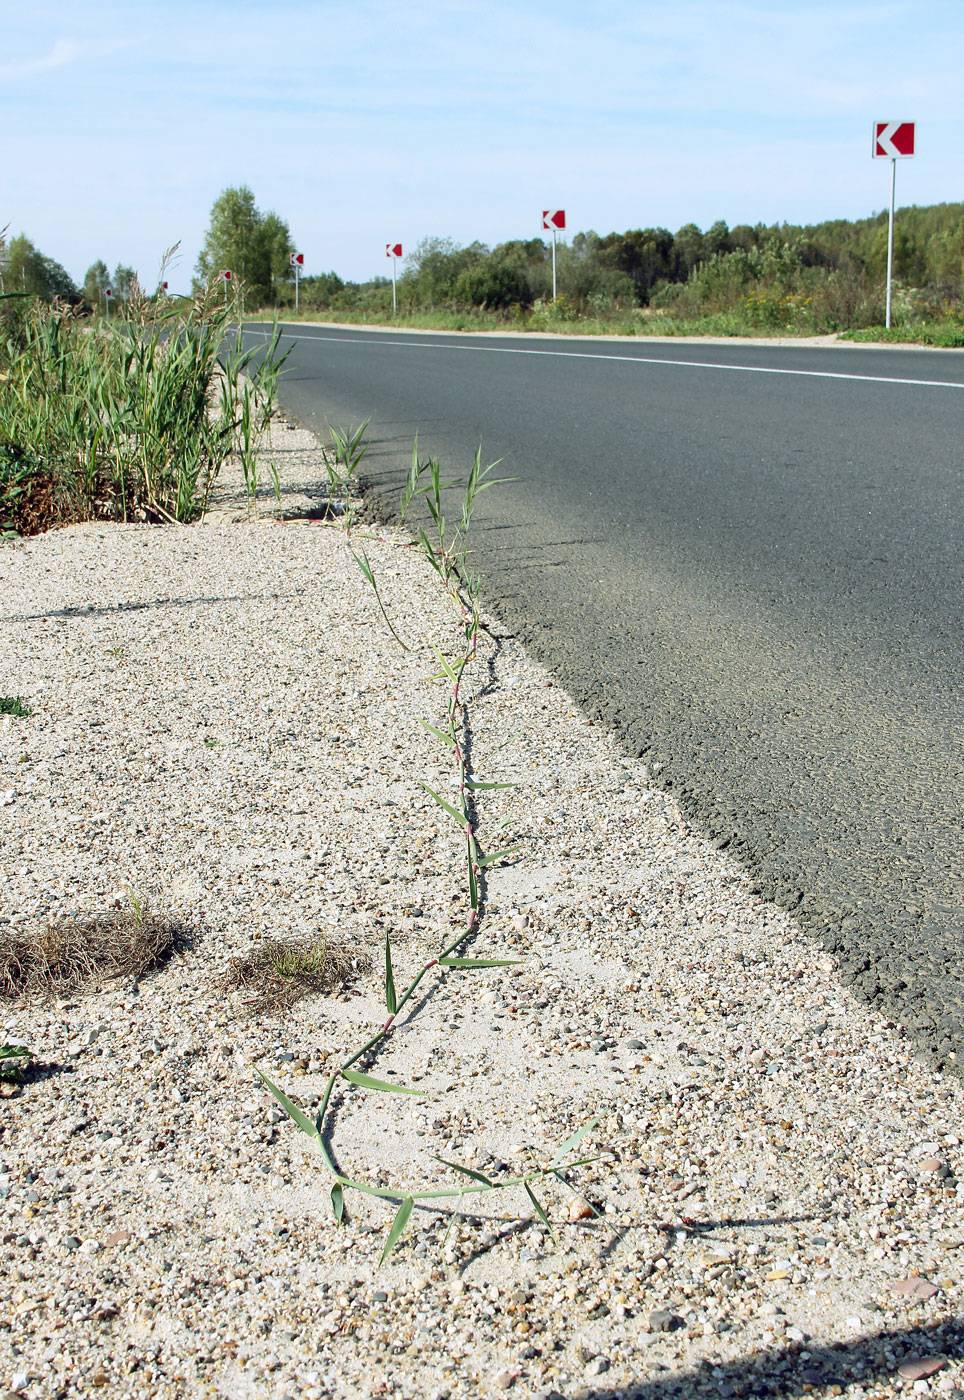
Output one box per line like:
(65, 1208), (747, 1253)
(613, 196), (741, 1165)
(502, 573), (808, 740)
(0, 419), (962, 1399)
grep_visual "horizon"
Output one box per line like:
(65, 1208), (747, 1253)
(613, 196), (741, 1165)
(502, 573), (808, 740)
(4, 0), (962, 296)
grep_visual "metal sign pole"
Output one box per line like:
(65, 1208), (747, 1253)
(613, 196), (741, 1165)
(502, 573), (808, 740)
(295, 263), (300, 316)
(392, 256), (397, 317)
(886, 157), (896, 330)
(552, 228), (557, 301)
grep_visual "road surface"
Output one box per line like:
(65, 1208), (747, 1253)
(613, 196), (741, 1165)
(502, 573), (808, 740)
(246, 323), (964, 1072)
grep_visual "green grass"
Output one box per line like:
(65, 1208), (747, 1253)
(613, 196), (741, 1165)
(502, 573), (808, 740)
(0, 696), (33, 717)
(0, 1045), (31, 1082)
(838, 321), (964, 347)
(250, 304), (838, 339)
(0, 276), (289, 537)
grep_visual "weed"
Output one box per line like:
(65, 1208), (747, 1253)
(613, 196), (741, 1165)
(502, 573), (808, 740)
(262, 442), (610, 1264)
(0, 900), (181, 998)
(0, 259), (290, 534)
(0, 1044), (31, 1082)
(221, 936), (370, 1015)
(0, 696), (32, 717)
(327, 419), (370, 495)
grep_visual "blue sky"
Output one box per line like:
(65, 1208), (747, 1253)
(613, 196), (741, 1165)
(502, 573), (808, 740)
(3, 0), (961, 292)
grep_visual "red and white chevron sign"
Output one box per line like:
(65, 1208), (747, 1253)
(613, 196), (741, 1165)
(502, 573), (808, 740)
(386, 242), (402, 258)
(290, 252), (304, 266)
(873, 121), (915, 158)
(542, 209), (566, 231)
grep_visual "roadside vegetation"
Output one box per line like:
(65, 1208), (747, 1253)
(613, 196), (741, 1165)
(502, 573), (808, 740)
(5, 193), (964, 344)
(0, 263), (288, 538)
(257, 201), (964, 346)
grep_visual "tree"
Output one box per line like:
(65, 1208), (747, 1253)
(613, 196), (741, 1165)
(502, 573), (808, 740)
(112, 263), (138, 302)
(4, 234), (78, 301)
(82, 260), (110, 310)
(195, 185), (292, 304)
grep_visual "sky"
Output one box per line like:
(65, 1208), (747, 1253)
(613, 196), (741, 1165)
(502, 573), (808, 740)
(3, 0), (962, 293)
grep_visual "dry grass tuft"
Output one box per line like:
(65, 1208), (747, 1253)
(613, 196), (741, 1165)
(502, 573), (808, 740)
(0, 906), (181, 998)
(220, 936), (371, 1014)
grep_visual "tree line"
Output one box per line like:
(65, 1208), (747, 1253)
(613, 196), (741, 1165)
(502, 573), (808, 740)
(4, 187), (964, 333)
(297, 203), (964, 331)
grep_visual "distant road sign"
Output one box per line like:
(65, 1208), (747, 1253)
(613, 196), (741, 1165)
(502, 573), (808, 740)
(219, 269), (232, 281)
(543, 210), (566, 231)
(386, 243), (402, 258)
(104, 288), (112, 297)
(874, 121), (915, 158)
(161, 281), (168, 292)
(290, 252), (305, 266)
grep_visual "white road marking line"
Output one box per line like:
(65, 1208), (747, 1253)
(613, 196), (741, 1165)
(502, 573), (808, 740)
(250, 326), (964, 391)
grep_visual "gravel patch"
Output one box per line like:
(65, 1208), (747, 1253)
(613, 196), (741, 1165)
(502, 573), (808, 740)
(0, 420), (961, 1400)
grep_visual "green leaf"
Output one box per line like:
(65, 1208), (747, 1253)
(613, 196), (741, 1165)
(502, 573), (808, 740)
(331, 1181), (345, 1224)
(549, 1108), (610, 1170)
(421, 783), (468, 829)
(437, 957), (522, 968)
(419, 718), (456, 747)
(350, 548), (375, 585)
(524, 1182), (557, 1243)
(385, 933), (397, 1017)
(464, 778), (518, 791)
(256, 1068), (319, 1139)
(429, 643), (458, 683)
(341, 1069), (427, 1096)
(379, 1197), (414, 1266)
(433, 1156), (495, 1187)
(478, 846), (522, 868)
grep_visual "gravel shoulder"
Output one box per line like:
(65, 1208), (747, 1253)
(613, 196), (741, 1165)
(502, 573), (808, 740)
(1, 422), (962, 1400)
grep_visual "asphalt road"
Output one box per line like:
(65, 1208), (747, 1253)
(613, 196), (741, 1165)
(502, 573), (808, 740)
(247, 323), (964, 1071)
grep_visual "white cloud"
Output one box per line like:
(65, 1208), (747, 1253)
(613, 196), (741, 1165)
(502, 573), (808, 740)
(0, 36), (136, 82)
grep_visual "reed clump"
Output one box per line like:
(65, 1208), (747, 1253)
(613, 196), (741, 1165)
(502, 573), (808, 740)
(0, 264), (289, 536)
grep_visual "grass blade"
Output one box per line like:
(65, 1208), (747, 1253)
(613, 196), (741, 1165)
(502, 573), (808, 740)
(256, 1068), (319, 1140)
(385, 933), (397, 1016)
(421, 783), (469, 829)
(429, 643), (458, 683)
(464, 778), (519, 791)
(478, 846), (522, 868)
(419, 718), (456, 747)
(525, 1182), (557, 1243)
(548, 1109), (610, 1170)
(330, 1181), (345, 1224)
(341, 1069), (427, 1096)
(379, 1197), (414, 1266)
(433, 1156), (495, 1187)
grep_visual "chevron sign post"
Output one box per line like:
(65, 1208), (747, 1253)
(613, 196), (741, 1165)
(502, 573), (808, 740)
(542, 210), (566, 300)
(873, 122), (916, 328)
(873, 121), (915, 158)
(386, 243), (402, 317)
(290, 251), (305, 314)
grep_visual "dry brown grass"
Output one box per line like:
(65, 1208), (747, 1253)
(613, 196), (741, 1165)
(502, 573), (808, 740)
(220, 935), (371, 1014)
(0, 906), (181, 998)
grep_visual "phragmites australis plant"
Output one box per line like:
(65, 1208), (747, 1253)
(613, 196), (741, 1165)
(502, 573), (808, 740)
(259, 431), (614, 1264)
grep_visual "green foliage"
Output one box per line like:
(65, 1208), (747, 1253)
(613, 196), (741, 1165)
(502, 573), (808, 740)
(260, 443), (611, 1265)
(0, 281), (290, 534)
(81, 260), (110, 311)
(0, 696), (33, 716)
(0, 1045), (31, 1082)
(273, 200), (964, 338)
(2, 234), (78, 303)
(195, 185), (293, 303)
